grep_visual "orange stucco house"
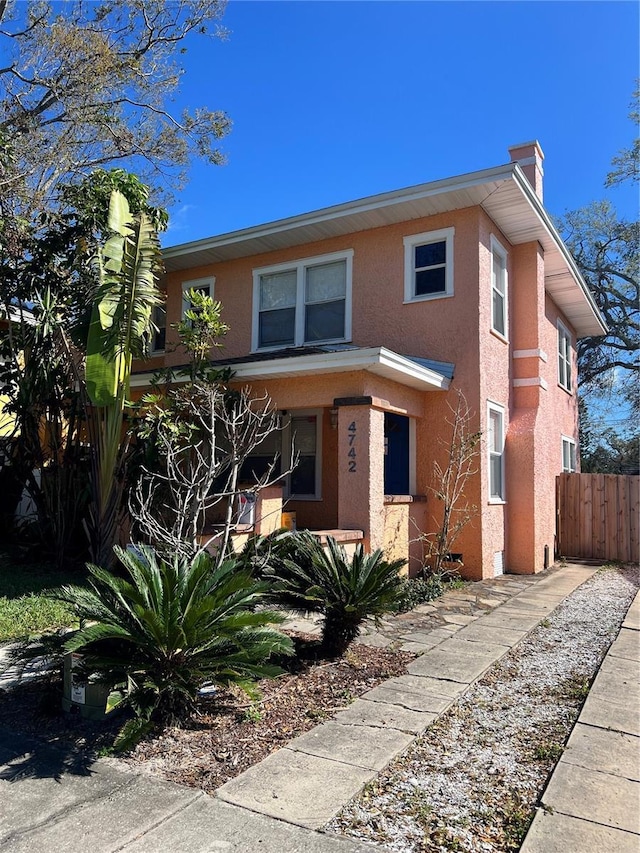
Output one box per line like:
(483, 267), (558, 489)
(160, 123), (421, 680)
(132, 142), (606, 580)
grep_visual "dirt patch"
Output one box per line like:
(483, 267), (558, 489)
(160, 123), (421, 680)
(0, 635), (413, 791)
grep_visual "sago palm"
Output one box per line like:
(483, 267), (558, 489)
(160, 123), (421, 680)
(265, 533), (406, 657)
(54, 545), (294, 750)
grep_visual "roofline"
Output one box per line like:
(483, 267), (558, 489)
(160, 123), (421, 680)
(162, 160), (607, 337)
(162, 163), (520, 260)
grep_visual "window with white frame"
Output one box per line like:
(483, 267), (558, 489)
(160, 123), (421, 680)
(561, 436), (577, 473)
(491, 236), (508, 338)
(240, 410), (322, 499)
(253, 252), (352, 351)
(182, 277), (214, 319)
(488, 403), (505, 502)
(557, 321), (572, 392)
(403, 227), (454, 302)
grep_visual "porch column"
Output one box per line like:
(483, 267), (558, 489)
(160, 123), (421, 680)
(335, 398), (385, 552)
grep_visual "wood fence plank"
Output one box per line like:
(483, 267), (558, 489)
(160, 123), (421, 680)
(628, 480), (637, 562)
(618, 475), (630, 562)
(580, 475), (592, 558)
(595, 474), (606, 560)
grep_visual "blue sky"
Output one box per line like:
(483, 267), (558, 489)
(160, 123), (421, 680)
(163, 0), (639, 245)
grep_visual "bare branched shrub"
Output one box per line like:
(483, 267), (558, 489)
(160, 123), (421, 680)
(421, 390), (481, 575)
(131, 381), (293, 563)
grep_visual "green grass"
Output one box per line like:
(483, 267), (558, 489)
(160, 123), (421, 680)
(0, 551), (85, 641)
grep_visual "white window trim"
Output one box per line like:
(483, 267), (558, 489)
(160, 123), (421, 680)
(557, 319), (573, 393)
(490, 235), (508, 340)
(561, 435), (577, 473)
(182, 277), (215, 319)
(282, 409), (323, 500)
(487, 401), (506, 504)
(403, 227), (455, 303)
(252, 250), (353, 352)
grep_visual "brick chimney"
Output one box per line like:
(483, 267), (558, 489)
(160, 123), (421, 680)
(508, 141), (544, 201)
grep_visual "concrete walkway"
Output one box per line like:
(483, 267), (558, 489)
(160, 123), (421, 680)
(0, 562), (630, 852)
(520, 588), (640, 853)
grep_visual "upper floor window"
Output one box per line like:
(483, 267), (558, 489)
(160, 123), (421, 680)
(491, 236), (508, 338)
(253, 251), (353, 351)
(561, 436), (577, 473)
(557, 320), (572, 392)
(403, 227), (454, 302)
(488, 402), (505, 502)
(182, 277), (214, 320)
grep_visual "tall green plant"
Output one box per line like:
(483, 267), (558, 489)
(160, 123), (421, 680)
(53, 545), (294, 750)
(84, 189), (164, 566)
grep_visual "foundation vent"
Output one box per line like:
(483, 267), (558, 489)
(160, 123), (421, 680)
(493, 550), (505, 577)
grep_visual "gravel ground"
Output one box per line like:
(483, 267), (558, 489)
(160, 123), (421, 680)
(328, 564), (639, 853)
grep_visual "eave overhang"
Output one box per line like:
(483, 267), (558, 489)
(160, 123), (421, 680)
(130, 347), (452, 393)
(163, 163), (607, 338)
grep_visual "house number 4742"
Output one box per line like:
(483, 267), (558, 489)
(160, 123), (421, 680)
(347, 421), (357, 472)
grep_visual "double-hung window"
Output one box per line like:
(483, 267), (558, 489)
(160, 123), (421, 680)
(487, 402), (505, 502)
(403, 227), (454, 302)
(491, 236), (508, 338)
(561, 436), (577, 473)
(557, 321), (572, 392)
(253, 251), (353, 351)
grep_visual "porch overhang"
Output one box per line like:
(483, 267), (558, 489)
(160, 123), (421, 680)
(130, 346), (453, 393)
(231, 347), (452, 391)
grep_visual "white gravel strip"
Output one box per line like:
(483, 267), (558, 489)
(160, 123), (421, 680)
(327, 565), (639, 853)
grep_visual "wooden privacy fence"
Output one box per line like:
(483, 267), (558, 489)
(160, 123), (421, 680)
(556, 473), (640, 563)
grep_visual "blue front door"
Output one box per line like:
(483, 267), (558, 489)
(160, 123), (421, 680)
(384, 413), (410, 495)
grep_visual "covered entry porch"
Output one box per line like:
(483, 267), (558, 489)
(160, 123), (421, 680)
(226, 345), (454, 572)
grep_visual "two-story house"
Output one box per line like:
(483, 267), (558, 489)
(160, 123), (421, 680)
(132, 142), (606, 580)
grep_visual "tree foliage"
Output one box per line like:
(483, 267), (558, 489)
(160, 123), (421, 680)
(0, 0), (231, 217)
(559, 87), (639, 415)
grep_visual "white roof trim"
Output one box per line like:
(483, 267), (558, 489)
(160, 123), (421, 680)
(130, 347), (451, 392)
(162, 162), (607, 338)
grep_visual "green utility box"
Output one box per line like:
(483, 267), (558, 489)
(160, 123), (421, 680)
(62, 653), (112, 721)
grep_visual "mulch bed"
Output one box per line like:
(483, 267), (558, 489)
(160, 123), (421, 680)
(0, 633), (413, 792)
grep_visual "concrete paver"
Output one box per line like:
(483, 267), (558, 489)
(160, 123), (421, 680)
(607, 627), (640, 662)
(560, 722), (640, 781)
(287, 721), (413, 771)
(362, 681), (454, 714)
(407, 639), (509, 682)
(454, 622), (526, 647)
(124, 797), (383, 853)
(539, 761), (640, 834)
(332, 697), (438, 734)
(521, 811), (640, 853)
(579, 694), (640, 737)
(216, 748), (375, 829)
